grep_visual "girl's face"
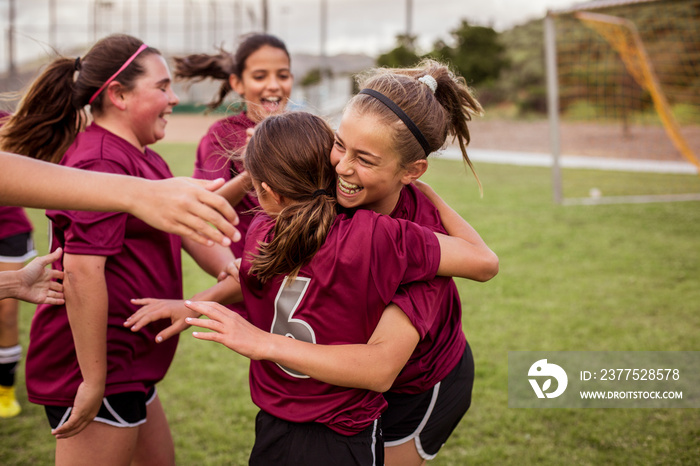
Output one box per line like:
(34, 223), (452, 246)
(122, 54), (179, 149)
(230, 45), (293, 124)
(330, 108), (412, 215)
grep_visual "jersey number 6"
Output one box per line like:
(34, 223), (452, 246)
(271, 276), (315, 378)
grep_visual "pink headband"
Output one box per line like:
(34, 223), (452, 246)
(88, 44), (149, 105)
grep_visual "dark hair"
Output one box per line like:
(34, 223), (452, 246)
(0, 34), (159, 163)
(244, 112), (336, 284)
(173, 33), (290, 109)
(349, 59), (484, 192)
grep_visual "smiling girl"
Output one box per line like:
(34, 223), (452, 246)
(0, 34), (205, 465)
(331, 59), (496, 465)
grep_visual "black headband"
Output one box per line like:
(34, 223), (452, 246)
(359, 88), (431, 157)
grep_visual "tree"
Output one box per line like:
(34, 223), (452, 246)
(428, 20), (508, 87)
(376, 34), (421, 68)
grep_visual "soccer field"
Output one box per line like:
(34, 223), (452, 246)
(3, 144), (699, 465)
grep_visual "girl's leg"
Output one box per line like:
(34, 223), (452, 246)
(55, 421), (139, 466)
(132, 394), (175, 466)
(385, 441), (425, 466)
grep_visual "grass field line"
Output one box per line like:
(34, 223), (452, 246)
(439, 147), (699, 175)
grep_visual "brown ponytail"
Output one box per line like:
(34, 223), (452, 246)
(349, 59), (484, 193)
(244, 112), (336, 284)
(0, 34), (159, 163)
(174, 33), (290, 110)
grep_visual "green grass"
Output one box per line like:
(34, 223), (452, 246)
(2, 144), (699, 465)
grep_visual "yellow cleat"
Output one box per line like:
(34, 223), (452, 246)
(0, 385), (21, 418)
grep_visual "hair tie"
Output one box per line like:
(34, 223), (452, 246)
(88, 43), (148, 105)
(74, 57), (81, 71)
(312, 189), (329, 199)
(418, 75), (437, 94)
(359, 88), (431, 157)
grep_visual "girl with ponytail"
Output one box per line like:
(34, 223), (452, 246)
(174, 110), (495, 465)
(3, 34), (236, 465)
(331, 58), (498, 465)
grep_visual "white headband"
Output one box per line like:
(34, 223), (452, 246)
(418, 75), (437, 94)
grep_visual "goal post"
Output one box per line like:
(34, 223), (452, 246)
(544, 0), (700, 205)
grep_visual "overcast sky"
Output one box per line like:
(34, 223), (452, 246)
(1, 0), (581, 72)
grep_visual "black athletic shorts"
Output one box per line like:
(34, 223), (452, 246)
(382, 343), (474, 460)
(249, 410), (384, 466)
(44, 386), (157, 430)
(0, 232), (36, 263)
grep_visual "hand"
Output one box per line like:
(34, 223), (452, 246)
(51, 380), (104, 439)
(132, 177), (242, 247)
(15, 248), (65, 304)
(125, 298), (198, 343)
(185, 301), (268, 360)
(217, 258), (242, 283)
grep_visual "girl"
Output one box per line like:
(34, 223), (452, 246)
(1, 34), (233, 465)
(330, 59), (493, 465)
(181, 111), (496, 465)
(175, 33), (293, 260)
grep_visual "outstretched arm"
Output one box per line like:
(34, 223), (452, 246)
(415, 180), (498, 282)
(185, 300), (419, 393)
(0, 152), (240, 247)
(0, 248), (65, 304)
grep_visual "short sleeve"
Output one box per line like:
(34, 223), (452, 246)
(48, 158), (129, 256)
(390, 278), (451, 339)
(370, 215), (440, 304)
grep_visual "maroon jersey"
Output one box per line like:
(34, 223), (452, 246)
(240, 209), (441, 435)
(193, 112), (257, 259)
(0, 206), (33, 241)
(26, 124), (182, 406)
(388, 184), (467, 393)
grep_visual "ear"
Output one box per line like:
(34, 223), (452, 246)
(400, 159), (428, 185)
(229, 74), (245, 96)
(261, 181), (285, 206)
(105, 81), (127, 111)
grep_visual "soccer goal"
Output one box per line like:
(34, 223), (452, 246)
(544, 0), (700, 205)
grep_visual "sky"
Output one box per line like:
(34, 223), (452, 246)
(0, 0), (581, 73)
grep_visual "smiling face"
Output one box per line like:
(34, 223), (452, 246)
(122, 53), (179, 149)
(330, 107), (414, 215)
(230, 45), (293, 124)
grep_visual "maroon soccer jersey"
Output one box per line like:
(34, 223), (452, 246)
(0, 206), (33, 241)
(240, 209), (441, 435)
(26, 124), (183, 406)
(388, 183), (467, 394)
(193, 112), (258, 259)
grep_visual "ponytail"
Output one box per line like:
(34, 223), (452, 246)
(350, 59), (484, 193)
(244, 112), (337, 284)
(0, 58), (85, 163)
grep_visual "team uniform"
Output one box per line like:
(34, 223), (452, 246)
(25, 124), (182, 427)
(382, 183), (475, 459)
(193, 112), (257, 318)
(239, 209), (442, 466)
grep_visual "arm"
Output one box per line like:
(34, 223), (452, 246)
(52, 254), (108, 439)
(415, 181), (499, 282)
(185, 301), (420, 393)
(0, 248), (65, 304)
(182, 237), (236, 278)
(0, 152), (240, 246)
(126, 276), (243, 343)
(217, 171), (253, 207)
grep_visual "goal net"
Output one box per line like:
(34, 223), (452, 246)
(545, 0), (700, 204)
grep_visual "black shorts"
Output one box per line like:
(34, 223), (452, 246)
(249, 410), (384, 466)
(0, 232), (36, 263)
(382, 343), (474, 460)
(44, 387), (157, 430)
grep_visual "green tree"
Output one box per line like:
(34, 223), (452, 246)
(428, 20), (508, 87)
(376, 34), (421, 68)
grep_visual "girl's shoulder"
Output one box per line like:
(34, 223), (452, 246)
(209, 112), (256, 134)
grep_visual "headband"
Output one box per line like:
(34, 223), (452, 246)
(358, 89), (431, 157)
(88, 43), (149, 105)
